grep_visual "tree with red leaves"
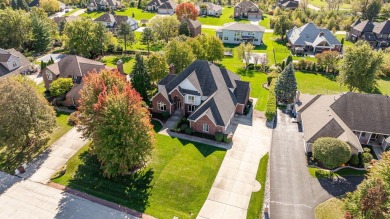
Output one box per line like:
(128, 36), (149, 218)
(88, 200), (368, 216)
(176, 2), (198, 21)
(78, 69), (155, 178)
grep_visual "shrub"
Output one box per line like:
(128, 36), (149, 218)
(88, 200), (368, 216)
(185, 127), (192, 134)
(223, 134), (232, 143)
(312, 137), (351, 169)
(363, 152), (373, 163)
(265, 79), (277, 122)
(364, 147), (371, 153)
(267, 71), (279, 86)
(162, 112), (170, 119)
(215, 132), (223, 142)
(180, 124), (188, 131)
(68, 111), (80, 126)
(349, 154), (359, 166)
(49, 78), (73, 97)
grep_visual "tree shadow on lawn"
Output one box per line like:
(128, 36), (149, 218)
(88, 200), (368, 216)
(298, 70), (339, 82)
(176, 138), (226, 158)
(104, 55), (133, 66)
(66, 150), (154, 213)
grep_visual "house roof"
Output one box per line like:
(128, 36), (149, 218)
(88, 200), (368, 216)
(28, 0), (39, 7)
(216, 22), (265, 32)
(197, 2), (222, 11)
(362, 32), (377, 41)
(234, 80), (250, 104)
(95, 13), (116, 22)
(281, 0), (299, 8)
(352, 20), (375, 33)
(373, 20), (390, 35)
(234, 1), (258, 10)
(287, 23), (341, 47)
(350, 18), (361, 28)
(159, 60), (245, 126)
(185, 18), (201, 29)
(46, 55), (105, 78)
(330, 92), (390, 134)
(0, 48), (31, 77)
(159, 0), (177, 9)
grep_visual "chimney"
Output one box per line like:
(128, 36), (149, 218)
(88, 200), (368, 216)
(169, 63), (176, 75)
(117, 59), (124, 75)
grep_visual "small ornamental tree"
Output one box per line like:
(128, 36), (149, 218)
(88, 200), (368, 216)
(78, 69), (155, 178)
(49, 78), (73, 97)
(236, 42), (254, 69)
(312, 137), (351, 169)
(275, 63), (297, 103)
(140, 27), (154, 53)
(117, 21), (135, 52)
(176, 2), (198, 21)
(178, 21), (190, 36)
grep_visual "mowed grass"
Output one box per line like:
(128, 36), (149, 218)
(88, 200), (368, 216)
(295, 71), (347, 94)
(52, 123), (226, 219)
(315, 197), (345, 219)
(100, 54), (135, 74)
(309, 0), (352, 9)
(247, 153), (269, 219)
(115, 32), (163, 52)
(377, 77), (390, 95)
(63, 8), (80, 16)
(198, 7), (250, 26)
(259, 14), (272, 29)
(115, 7), (156, 20)
(79, 11), (105, 19)
(201, 28), (216, 36)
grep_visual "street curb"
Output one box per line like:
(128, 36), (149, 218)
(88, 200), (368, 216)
(47, 182), (156, 219)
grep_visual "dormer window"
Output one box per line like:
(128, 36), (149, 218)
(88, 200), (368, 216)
(46, 71), (52, 81)
(12, 62), (17, 67)
(187, 95), (195, 104)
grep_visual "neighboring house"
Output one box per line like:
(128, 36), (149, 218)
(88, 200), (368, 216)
(94, 13), (138, 30)
(278, 0), (299, 10)
(146, 0), (177, 14)
(52, 16), (80, 30)
(216, 22), (265, 46)
(87, 0), (120, 11)
(294, 92), (390, 155)
(42, 55), (108, 106)
(196, 2), (222, 16)
(151, 60), (250, 135)
(233, 1), (262, 19)
(0, 48), (32, 78)
(347, 19), (390, 49)
(287, 22), (342, 53)
(185, 18), (201, 37)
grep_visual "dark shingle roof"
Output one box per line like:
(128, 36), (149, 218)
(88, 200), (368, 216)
(281, 0), (299, 8)
(158, 74), (176, 85)
(363, 32), (377, 41)
(185, 19), (201, 29)
(353, 20), (374, 33)
(330, 92), (390, 134)
(0, 53), (11, 62)
(373, 20), (390, 35)
(234, 81), (249, 104)
(95, 13), (116, 22)
(307, 119), (345, 143)
(47, 55), (105, 78)
(0, 48), (31, 77)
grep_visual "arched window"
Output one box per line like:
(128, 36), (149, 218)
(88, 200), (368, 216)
(157, 101), (167, 111)
(203, 123), (209, 132)
(46, 71), (52, 81)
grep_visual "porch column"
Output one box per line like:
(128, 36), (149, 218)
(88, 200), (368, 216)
(367, 132), (372, 144)
(358, 132), (362, 141)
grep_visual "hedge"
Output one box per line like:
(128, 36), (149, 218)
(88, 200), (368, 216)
(265, 79), (277, 122)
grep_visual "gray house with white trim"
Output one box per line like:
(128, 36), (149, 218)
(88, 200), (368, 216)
(216, 23), (265, 46)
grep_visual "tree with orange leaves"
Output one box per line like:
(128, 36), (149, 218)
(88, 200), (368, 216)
(78, 69), (155, 178)
(176, 2), (198, 21)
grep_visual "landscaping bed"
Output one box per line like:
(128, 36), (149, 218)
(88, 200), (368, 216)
(51, 128), (226, 219)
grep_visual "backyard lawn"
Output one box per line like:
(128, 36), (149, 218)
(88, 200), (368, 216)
(309, 0), (352, 9)
(79, 11), (105, 19)
(115, 32), (163, 52)
(259, 14), (272, 29)
(51, 124), (226, 219)
(63, 8), (80, 17)
(247, 153), (269, 219)
(315, 197), (344, 219)
(198, 7), (249, 26)
(100, 55), (135, 74)
(201, 28), (216, 36)
(115, 8), (156, 20)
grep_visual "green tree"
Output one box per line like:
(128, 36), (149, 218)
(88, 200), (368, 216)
(236, 42), (254, 69)
(365, 0), (381, 20)
(95, 22), (113, 55)
(146, 52), (169, 84)
(164, 38), (195, 73)
(140, 27), (154, 54)
(12, 0), (28, 10)
(149, 16), (180, 42)
(49, 78), (73, 97)
(312, 137), (351, 169)
(315, 50), (340, 73)
(338, 41), (383, 92)
(30, 8), (55, 52)
(187, 36), (206, 60)
(78, 69), (155, 178)
(0, 76), (56, 172)
(275, 63), (297, 103)
(0, 8), (31, 49)
(178, 21), (190, 36)
(117, 21), (135, 52)
(273, 15), (293, 40)
(131, 54), (151, 104)
(204, 35), (224, 63)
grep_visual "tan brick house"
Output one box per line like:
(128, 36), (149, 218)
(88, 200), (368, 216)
(151, 60), (250, 135)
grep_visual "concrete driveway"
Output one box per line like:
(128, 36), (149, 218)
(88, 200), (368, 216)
(269, 110), (363, 219)
(198, 106), (272, 219)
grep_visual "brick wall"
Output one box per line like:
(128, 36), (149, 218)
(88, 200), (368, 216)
(190, 115), (224, 135)
(151, 93), (171, 114)
(236, 104), (244, 114)
(171, 89), (185, 116)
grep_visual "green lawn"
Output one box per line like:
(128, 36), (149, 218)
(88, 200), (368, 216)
(308, 167), (367, 178)
(101, 54), (135, 74)
(115, 7), (156, 20)
(309, 0), (352, 9)
(335, 34), (353, 48)
(259, 14), (272, 29)
(79, 11), (105, 19)
(115, 32), (163, 52)
(64, 8), (81, 17)
(378, 77), (390, 95)
(201, 28), (216, 36)
(315, 197), (345, 219)
(247, 153), (269, 219)
(52, 125), (226, 219)
(295, 71), (347, 94)
(198, 7), (250, 26)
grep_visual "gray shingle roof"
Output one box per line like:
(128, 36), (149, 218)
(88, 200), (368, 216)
(330, 92), (390, 135)
(234, 80), (250, 104)
(185, 18), (201, 29)
(307, 118), (345, 143)
(373, 20), (390, 35)
(47, 55), (105, 78)
(352, 20), (374, 33)
(0, 48), (31, 77)
(287, 23), (341, 47)
(94, 13), (116, 22)
(158, 74), (176, 85)
(216, 22), (265, 32)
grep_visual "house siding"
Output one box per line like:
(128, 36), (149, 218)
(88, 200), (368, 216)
(171, 89), (185, 115)
(190, 115), (224, 135)
(217, 30), (263, 45)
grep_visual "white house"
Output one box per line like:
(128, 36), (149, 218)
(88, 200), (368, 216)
(0, 48), (32, 78)
(196, 2), (222, 16)
(94, 13), (138, 30)
(216, 23), (265, 46)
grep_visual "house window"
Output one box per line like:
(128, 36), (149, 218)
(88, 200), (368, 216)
(248, 32), (254, 36)
(46, 71), (52, 80)
(12, 62), (17, 67)
(188, 105), (196, 112)
(157, 101), (167, 111)
(254, 39), (259, 41)
(224, 36), (228, 40)
(203, 123), (209, 132)
(187, 95), (195, 104)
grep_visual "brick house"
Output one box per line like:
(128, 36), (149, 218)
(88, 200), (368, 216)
(151, 60), (250, 135)
(185, 18), (201, 37)
(233, 1), (262, 19)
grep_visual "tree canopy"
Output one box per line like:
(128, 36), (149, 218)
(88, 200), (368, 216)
(49, 78), (74, 97)
(78, 69), (155, 178)
(117, 21), (135, 52)
(146, 52), (169, 84)
(164, 38), (195, 73)
(273, 15), (293, 40)
(149, 16), (180, 42)
(312, 137), (351, 169)
(141, 27), (154, 53)
(275, 63), (297, 103)
(131, 54), (151, 104)
(176, 2), (198, 21)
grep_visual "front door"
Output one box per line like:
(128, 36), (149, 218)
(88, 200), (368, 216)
(176, 100), (181, 110)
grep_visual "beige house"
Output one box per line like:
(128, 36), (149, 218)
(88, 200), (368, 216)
(0, 48), (32, 78)
(294, 92), (390, 156)
(233, 1), (262, 19)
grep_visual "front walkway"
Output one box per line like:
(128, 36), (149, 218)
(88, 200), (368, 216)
(197, 113), (272, 219)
